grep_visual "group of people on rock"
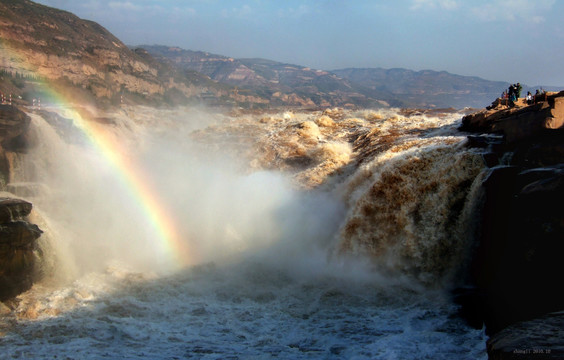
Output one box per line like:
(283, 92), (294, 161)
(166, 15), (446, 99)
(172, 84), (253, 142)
(526, 88), (547, 105)
(501, 83), (547, 106)
(501, 83), (522, 102)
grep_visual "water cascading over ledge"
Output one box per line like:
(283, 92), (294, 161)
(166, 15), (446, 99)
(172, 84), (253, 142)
(2, 104), (493, 299)
(338, 133), (486, 283)
(0, 105), (495, 359)
(189, 107), (491, 284)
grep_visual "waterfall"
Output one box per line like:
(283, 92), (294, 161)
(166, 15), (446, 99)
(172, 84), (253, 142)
(9, 106), (490, 286)
(339, 140), (486, 283)
(0, 106), (489, 359)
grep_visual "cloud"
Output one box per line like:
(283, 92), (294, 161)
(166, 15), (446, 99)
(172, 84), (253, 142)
(108, 1), (141, 11)
(277, 4), (311, 18)
(221, 4), (253, 19)
(470, 0), (555, 23)
(410, 0), (459, 11)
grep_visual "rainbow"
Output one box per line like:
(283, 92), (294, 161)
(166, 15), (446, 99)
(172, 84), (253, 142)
(0, 41), (194, 268)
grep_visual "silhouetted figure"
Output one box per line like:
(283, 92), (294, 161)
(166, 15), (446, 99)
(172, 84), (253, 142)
(507, 84), (516, 107)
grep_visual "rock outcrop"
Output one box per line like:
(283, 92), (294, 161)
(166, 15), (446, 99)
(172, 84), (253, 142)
(0, 197), (43, 301)
(460, 92), (564, 358)
(487, 311), (564, 359)
(460, 91), (564, 143)
(0, 104), (43, 301)
(0, 104), (33, 186)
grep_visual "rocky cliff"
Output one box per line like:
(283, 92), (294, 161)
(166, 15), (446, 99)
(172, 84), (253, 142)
(460, 92), (564, 359)
(0, 197), (42, 301)
(0, 0), (231, 107)
(0, 0), (154, 103)
(0, 104), (43, 301)
(0, 0), (393, 109)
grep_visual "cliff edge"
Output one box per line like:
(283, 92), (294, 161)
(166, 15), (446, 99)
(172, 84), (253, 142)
(460, 92), (564, 359)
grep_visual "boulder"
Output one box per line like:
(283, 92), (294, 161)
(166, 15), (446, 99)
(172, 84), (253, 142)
(0, 197), (33, 222)
(0, 197), (43, 301)
(487, 311), (564, 359)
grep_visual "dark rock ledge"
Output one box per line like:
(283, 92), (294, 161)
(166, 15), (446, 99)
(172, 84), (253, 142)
(459, 91), (564, 359)
(1, 104), (44, 302)
(0, 197), (43, 301)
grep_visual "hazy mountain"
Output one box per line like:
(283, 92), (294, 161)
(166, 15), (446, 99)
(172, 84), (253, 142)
(144, 45), (518, 109)
(332, 68), (510, 109)
(142, 45), (398, 108)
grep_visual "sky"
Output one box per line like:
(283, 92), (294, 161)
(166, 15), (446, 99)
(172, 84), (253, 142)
(34, 0), (564, 87)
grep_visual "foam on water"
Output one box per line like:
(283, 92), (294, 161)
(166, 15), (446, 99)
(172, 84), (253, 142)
(1, 260), (487, 359)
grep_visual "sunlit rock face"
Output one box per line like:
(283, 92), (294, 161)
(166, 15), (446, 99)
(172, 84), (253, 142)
(0, 0), (165, 103)
(460, 91), (564, 143)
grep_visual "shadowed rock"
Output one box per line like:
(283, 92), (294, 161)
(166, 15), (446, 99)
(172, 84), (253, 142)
(461, 91), (564, 351)
(0, 197), (43, 301)
(487, 311), (564, 359)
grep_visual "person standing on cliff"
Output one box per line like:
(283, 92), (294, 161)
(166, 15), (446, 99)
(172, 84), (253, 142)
(507, 85), (515, 106)
(516, 83), (522, 98)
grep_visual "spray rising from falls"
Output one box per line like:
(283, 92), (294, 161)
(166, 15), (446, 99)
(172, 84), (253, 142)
(14, 105), (350, 281)
(8, 104), (490, 288)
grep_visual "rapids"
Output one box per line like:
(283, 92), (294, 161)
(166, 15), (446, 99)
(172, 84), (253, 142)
(0, 105), (488, 359)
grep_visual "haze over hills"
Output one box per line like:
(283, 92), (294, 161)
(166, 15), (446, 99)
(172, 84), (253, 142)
(141, 45), (515, 109)
(142, 45), (395, 108)
(332, 68), (510, 109)
(0, 0), (557, 109)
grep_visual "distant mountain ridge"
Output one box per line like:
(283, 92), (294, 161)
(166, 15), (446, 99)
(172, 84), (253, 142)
(143, 45), (515, 109)
(141, 45), (395, 108)
(332, 68), (510, 109)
